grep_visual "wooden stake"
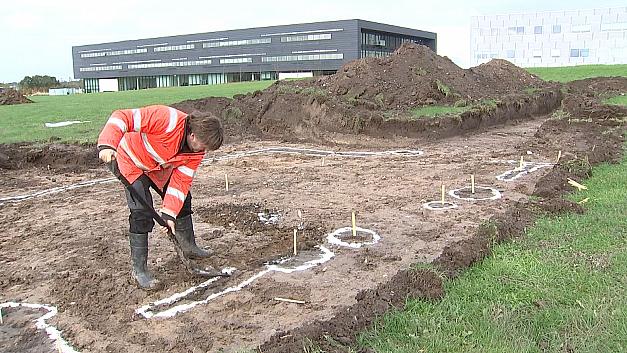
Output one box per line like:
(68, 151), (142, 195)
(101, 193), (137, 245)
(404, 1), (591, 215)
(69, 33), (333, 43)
(441, 184), (445, 204)
(471, 175), (475, 194)
(293, 229), (297, 256)
(297, 210), (302, 219)
(274, 297), (306, 304)
(567, 178), (588, 191)
(56, 339), (63, 353)
(556, 150), (562, 164)
(321, 157), (325, 166)
(225, 173), (229, 192)
(519, 156), (524, 169)
(351, 211), (357, 237)
(0, 307), (3, 325)
(577, 197), (589, 204)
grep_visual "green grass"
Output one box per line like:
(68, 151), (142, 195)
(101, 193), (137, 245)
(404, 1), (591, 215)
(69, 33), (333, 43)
(526, 64), (627, 83)
(0, 81), (273, 144)
(605, 94), (627, 106)
(411, 105), (469, 118)
(358, 150), (627, 352)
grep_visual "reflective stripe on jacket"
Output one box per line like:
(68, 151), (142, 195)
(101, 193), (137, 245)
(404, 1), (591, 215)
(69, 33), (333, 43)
(97, 105), (204, 218)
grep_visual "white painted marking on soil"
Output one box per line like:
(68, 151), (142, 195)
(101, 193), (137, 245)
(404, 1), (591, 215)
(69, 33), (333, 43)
(0, 302), (80, 353)
(422, 201), (459, 210)
(136, 246), (334, 319)
(448, 186), (502, 201)
(204, 147), (424, 165)
(496, 161), (553, 181)
(44, 121), (90, 128)
(0, 178), (117, 207)
(326, 226), (381, 248)
(258, 212), (280, 225)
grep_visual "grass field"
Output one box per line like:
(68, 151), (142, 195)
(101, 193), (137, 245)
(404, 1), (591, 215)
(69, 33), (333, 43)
(0, 81), (273, 144)
(527, 64), (627, 82)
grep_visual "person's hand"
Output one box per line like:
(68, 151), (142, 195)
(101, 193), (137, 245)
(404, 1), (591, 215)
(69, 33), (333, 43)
(161, 219), (176, 235)
(99, 149), (117, 163)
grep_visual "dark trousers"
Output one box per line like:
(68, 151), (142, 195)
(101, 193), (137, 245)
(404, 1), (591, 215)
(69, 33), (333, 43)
(125, 175), (192, 233)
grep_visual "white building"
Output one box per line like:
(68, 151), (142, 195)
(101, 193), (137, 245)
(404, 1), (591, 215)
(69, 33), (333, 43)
(470, 7), (627, 67)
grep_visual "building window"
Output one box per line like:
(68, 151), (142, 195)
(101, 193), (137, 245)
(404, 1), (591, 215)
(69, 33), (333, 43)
(203, 38), (271, 48)
(219, 57), (253, 64)
(506, 50), (515, 58)
(79, 65), (122, 72)
(571, 24), (591, 33)
(580, 49), (589, 57)
(153, 44), (195, 52)
(128, 60), (211, 69)
(280, 33), (331, 42)
(552, 25), (561, 33)
(262, 53), (343, 62)
(507, 26), (524, 35)
(534, 26), (543, 34)
(600, 22), (627, 31)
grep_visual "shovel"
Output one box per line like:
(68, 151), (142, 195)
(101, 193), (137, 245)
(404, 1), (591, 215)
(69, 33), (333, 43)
(106, 161), (229, 278)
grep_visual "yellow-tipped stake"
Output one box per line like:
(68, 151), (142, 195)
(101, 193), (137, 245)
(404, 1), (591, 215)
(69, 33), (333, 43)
(225, 173), (229, 192)
(557, 150), (562, 164)
(471, 175), (475, 194)
(56, 340), (63, 353)
(567, 178), (588, 191)
(441, 184), (446, 204)
(321, 157), (325, 167)
(351, 211), (357, 237)
(519, 156), (524, 169)
(293, 229), (297, 256)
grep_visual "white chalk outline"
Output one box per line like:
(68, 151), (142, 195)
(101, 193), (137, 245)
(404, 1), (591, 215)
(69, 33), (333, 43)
(448, 186), (502, 201)
(0, 302), (79, 353)
(326, 226), (381, 248)
(422, 201), (459, 210)
(136, 245), (334, 319)
(0, 177), (116, 207)
(257, 212), (280, 225)
(496, 161), (553, 181)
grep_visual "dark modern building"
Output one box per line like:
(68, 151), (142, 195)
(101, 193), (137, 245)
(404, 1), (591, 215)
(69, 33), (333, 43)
(72, 19), (437, 92)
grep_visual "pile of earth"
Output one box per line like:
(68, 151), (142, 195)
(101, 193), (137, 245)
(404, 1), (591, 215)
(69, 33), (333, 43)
(0, 89), (33, 105)
(173, 43), (555, 143)
(562, 77), (627, 119)
(0, 143), (99, 171)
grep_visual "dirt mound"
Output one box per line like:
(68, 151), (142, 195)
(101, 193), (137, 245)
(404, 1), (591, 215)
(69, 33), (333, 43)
(565, 76), (627, 97)
(0, 143), (99, 171)
(470, 59), (549, 94)
(174, 43), (555, 144)
(0, 89), (33, 105)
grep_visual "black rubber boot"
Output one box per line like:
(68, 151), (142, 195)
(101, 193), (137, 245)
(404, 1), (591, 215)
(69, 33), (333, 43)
(175, 215), (213, 259)
(129, 232), (161, 290)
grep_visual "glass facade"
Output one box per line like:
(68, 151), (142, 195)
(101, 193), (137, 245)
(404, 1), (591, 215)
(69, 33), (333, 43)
(359, 30), (432, 58)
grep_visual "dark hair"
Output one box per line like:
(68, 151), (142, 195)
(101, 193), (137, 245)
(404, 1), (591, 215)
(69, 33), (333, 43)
(187, 111), (224, 151)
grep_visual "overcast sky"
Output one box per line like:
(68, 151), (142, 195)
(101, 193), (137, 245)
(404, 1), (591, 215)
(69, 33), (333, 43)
(0, 0), (624, 82)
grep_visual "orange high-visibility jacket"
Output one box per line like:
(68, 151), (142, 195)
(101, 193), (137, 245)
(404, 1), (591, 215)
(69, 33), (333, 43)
(97, 105), (204, 219)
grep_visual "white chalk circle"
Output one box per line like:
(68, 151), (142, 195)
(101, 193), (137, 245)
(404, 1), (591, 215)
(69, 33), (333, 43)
(0, 302), (79, 353)
(448, 186), (502, 201)
(422, 201), (459, 210)
(326, 226), (381, 248)
(496, 162), (553, 181)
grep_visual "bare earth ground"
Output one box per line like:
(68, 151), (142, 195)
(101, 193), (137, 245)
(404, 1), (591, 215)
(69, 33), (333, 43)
(2, 116), (570, 353)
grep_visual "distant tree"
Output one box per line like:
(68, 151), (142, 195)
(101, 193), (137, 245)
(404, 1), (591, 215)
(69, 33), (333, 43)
(18, 75), (60, 93)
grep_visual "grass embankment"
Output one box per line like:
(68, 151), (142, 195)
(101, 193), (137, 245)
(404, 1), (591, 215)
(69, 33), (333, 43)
(0, 81), (273, 144)
(527, 64), (627, 82)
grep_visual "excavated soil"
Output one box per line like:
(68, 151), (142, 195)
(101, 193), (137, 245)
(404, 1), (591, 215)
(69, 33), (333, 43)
(0, 45), (625, 352)
(0, 89), (33, 105)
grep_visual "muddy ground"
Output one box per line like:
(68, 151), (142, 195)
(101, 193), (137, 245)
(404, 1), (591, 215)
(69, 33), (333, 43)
(0, 46), (625, 352)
